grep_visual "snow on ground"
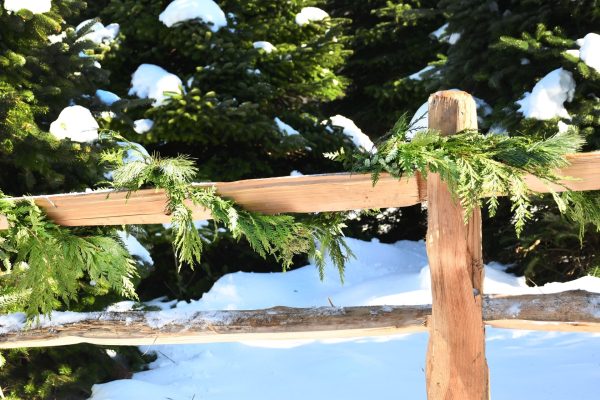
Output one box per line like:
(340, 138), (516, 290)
(159, 0), (227, 31)
(274, 117), (299, 136)
(517, 68), (575, 120)
(76, 20), (120, 44)
(295, 7), (329, 26)
(49, 106), (99, 143)
(330, 115), (375, 152)
(3, 0), (51, 14)
(133, 119), (154, 134)
(253, 41), (276, 53)
(89, 238), (600, 400)
(129, 64), (183, 106)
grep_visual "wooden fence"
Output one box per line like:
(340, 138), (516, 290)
(2, 91), (600, 400)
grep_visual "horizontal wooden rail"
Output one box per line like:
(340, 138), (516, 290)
(0, 290), (597, 348)
(1, 152), (599, 230)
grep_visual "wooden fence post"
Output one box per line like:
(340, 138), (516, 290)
(425, 91), (489, 399)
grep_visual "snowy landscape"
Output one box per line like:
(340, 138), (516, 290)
(88, 238), (600, 400)
(1, 0), (600, 399)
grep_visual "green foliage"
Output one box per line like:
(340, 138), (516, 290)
(0, 345), (153, 400)
(325, 0), (446, 138)
(95, 0), (351, 181)
(327, 117), (596, 237)
(102, 135), (352, 277)
(0, 195), (138, 319)
(0, 0), (108, 196)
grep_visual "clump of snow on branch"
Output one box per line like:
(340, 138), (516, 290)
(408, 102), (430, 138)
(159, 0), (227, 32)
(50, 106), (99, 143)
(330, 115), (375, 152)
(517, 68), (576, 120)
(253, 41), (276, 53)
(274, 117), (299, 136)
(129, 64), (183, 106)
(134, 119), (154, 134)
(76, 20), (120, 44)
(96, 89), (120, 106)
(579, 33), (600, 72)
(3, 0), (51, 14)
(431, 23), (461, 45)
(118, 232), (153, 266)
(408, 65), (434, 81)
(48, 32), (67, 44)
(295, 7), (329, 26)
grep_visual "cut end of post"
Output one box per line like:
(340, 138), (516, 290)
(428, 90), (478, 136)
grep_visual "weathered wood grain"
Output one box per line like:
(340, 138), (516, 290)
(0, 291), (598, 349)
(2, 151), (599, 230)
(425, 91), (489, 400)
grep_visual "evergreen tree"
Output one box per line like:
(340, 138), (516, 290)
(324, 0), (446, 243)
(77, 0), (356, 300)
(0, 0), (108, 195)
(325, 0), (445, 137)
(432, 0), (600, 283)
(98, 0), (351, 180)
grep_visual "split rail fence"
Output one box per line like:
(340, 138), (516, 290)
(2, 91), (600, 399)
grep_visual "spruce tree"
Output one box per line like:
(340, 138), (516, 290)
(0, 0), (109, 196)
(97, 0), (351, 180)
(0, 3), (147, 398)
(322, 0), (446, 242)
(431, 0), (600, 283)
(77, 0), (355, 300)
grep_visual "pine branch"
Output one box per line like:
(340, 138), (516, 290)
(101, 133), (352, 278)
(327, 116), (594, 237)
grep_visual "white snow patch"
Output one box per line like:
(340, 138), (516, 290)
(3, 0), (51, 14)
(557, 121), (570, 133)
(407, 101), (430, 139)
(295, 7), (329, 26)
(88, 238), (600, 400)
(0, 311), (89, 334)
(408, 65), (434, 81)
(431, 23), (460, 44)
(517, 68), (576, 120)
(579, 33), (600, 72)
(133, 119), (154, 134)
(129, 64), (183, 106)
(76, 20), (120, 44)
(330, 115), (375, 152)
(253, 41), (276, 53)
(565, 49), (580, 58)
(290, 170), (303, 177)
(96, 89), (120, 106)
(48, 32), (67, 44)
(274, 117), (299, 136)
(159, 0), (227, 32)
(431, 23), (448, 40)
(49, 106), (99, 143)
(118, 231), (153, 266)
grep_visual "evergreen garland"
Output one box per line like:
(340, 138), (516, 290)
(0, 195), (138, 319)
(327, 117), (600, 238)
(101, 135), (353, 278)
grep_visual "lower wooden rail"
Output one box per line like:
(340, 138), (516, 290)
(0, 291), (597, 349)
